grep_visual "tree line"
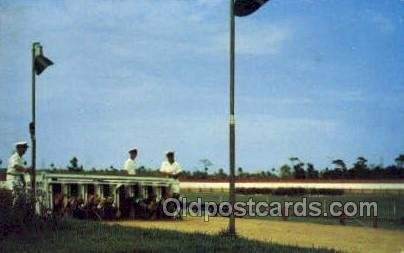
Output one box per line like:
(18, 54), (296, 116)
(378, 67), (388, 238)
(185, 155), (404, 180)
(1, 154), (403, 180)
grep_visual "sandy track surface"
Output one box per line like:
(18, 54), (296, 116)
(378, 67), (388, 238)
(109, 217), (404, 253)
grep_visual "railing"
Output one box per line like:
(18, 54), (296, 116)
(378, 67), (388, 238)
(33, 172), (178, 211)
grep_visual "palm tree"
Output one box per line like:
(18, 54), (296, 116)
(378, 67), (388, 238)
(199, 158), (213, 176)
(332, 159), (347, 178)
(289, 157), (300, 165)
(332, 159), (347, 170)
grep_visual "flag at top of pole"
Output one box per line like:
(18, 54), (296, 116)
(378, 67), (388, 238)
(234, 0), (269, 17)
(33, 42), (53, 75)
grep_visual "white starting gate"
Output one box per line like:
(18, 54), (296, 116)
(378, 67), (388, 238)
(34, 172), (178, 211)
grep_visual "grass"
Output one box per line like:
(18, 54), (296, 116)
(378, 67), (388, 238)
(0, 218), (338, 253)
(182, 192), (404, 230)
(111, 217), (404, 253)
(2, 192), (403, 252)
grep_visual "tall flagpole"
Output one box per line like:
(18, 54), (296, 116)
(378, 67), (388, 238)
(228, 0), (236, 236)
(228, 0), (269, 236)
(29, 42), (53, 198)
(31, 42), (38, 196)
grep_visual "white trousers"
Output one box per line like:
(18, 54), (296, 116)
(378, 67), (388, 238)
(6, 174), (28, 192)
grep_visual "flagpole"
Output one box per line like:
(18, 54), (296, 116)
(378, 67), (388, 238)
(228, 0), (269, 236)
(29, 42), (53, 198)
(228, 0), (236, 236)
(31, 42), (37, 196)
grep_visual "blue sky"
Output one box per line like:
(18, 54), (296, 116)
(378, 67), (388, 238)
(0, 0), (403, 172)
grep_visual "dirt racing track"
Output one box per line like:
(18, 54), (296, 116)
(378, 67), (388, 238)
(109, 217), (404, 253)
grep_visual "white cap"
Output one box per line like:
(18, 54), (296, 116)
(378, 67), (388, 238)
(15, 141), (29, 148)
(128, 147), (138, 153)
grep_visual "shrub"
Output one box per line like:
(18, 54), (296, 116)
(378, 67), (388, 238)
(0, 187), (14, 236)
(0, 187), (36, 237)
(0, 187), (61, 238)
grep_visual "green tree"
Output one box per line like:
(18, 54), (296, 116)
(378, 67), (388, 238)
(214, 168), (227, 179)
(110, 165), (117, 172)
(279, 165), (292, 179)
(395, 154), (404, 168)
(331, 159), (347, 178)
(293, 162), (306, 179)
(181, 170), (192, 178)
(289, 157), (300, 164)
(332, 159), (346, 171)
(199, 159), (213, 178)
(68, 157), (83, 172)
(320, 167), (330, 179)
(356, 157), (367, 166)
(351, 156), (369, 178)
(237, 167), (244, 177)
(290, 157), (305, 179)
(306, 163), (319, 179)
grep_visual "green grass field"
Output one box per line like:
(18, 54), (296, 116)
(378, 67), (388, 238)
(182, 191), (404, 230)
(2, 192), (403, 253)
(0, 219), (338, 253)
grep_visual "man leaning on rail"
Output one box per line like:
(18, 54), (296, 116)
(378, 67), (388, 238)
(7, 141), (31, 193)
(123, 147), (137, 175)
(160, 150), (182, 199)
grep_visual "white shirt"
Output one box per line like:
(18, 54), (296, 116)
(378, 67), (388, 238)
(123, 158), (136, 175)
(7, 152), (27, 189)
(7, 152), (25, 175)
(160, 161), (182, 175)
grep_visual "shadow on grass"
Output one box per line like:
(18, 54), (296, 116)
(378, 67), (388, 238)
(0, 219), (340, 253)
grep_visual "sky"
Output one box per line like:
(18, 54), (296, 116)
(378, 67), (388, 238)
(0, 0), (403, 172)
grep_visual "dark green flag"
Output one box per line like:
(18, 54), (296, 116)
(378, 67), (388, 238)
(234, 0), (269, 17)
(34, 55), (53, 75)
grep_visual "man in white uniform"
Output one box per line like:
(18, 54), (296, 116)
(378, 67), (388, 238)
(7, 141), (31, 191)
(160, 151), (182, 198)
(123, 147), (137, 175)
